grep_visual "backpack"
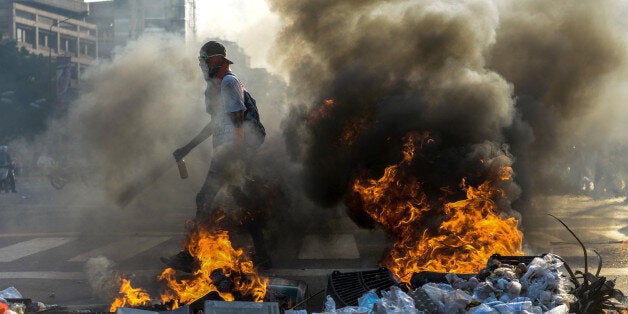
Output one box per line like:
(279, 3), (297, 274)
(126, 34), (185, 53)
(242, 89), (266, 143)
(224, 73), (266, 146)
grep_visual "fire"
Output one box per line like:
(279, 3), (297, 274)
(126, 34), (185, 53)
(351, 132), (523, 282)
(109, 277), (151, 312)
(159, 226), (268, 305)
(109, 224), (268, 311)
(308, 98), (335, 123)
(338, 116), (367, 146)
(308, 98), (369, 146)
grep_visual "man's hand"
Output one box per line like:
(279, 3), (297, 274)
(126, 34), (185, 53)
(173, 146), (192, 161)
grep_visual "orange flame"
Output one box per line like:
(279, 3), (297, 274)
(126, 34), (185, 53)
(159, 227), (268, 305)
(351, 132), (523, 282)
(109, 277), (152, 312)
(338, 116), (367, 146)
(308, 98), (335, 123)
(109, 225), (268, 311)
(308, 98), (369, 146)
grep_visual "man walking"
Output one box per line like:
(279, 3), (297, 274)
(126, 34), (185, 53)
(162, 41), (269, 271)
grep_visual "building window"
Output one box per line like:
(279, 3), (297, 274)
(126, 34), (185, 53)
(38, 15), (55, 27)
(38, 32), (48, 47)
(16, 25), (36, 46)
(16, 28), (26, 42)
(83, 43), (95, 57)
(15, 10), (36, 21)
(60, 23), (77, 32)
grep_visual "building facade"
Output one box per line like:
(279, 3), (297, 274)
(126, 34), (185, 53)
(88, 0), (194, 59)
(0, 0), (196, 73)
(0, 0), (98, 79)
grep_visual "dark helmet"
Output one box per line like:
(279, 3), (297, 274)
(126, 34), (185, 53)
(200, 41), (233, 64)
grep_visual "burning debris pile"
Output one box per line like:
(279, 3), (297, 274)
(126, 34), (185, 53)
(347, 132), (523, 282)
(109, 213), (269, 312)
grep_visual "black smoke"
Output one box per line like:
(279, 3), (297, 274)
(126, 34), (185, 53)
(272, 0), (515, 208)
(269, 0), (628, 227)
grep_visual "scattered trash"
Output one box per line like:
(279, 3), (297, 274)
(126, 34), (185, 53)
(314, 251), (625, 314)
(0, 288), (22, 300)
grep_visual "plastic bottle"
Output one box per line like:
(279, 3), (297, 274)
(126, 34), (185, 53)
(177, 159), (188, 179)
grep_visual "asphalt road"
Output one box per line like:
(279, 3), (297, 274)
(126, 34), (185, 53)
(0, 176), (626, 312)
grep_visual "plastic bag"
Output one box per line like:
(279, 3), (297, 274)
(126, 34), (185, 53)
(422, 283), (449, 302)
(374, 286), (418, 314)
(337, 306), (368, 313)
(358, 290), (380, 313)
(444, 289), (472, 312)
(0, 288), (21, 299)
(468, 303), (497, 314)
(324, 295), (337, 313)
(544, 304), (568, 314)
(505, 299), (532, 312)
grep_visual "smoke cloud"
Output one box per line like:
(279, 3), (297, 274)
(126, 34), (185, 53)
(490, 0), (628, 199)
(272, 0), (515, 205)
(84, 256), (117, 300)
(269, 0), (628, 233)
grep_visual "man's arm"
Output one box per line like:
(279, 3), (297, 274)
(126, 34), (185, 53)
(173, 121), (213, 161)
(222, 75), (246, 147)
(229, 111), (245, 146)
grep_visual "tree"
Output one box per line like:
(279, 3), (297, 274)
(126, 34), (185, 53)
(0, 40), (53, 143)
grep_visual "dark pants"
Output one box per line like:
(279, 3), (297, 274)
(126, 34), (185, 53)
(8, 170), (15, 192)
(194, 144), (248, 217)
(195, 160), (225, 218)
(193, 151), (271, 268)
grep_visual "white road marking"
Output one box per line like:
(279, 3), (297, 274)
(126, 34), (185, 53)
(0, 271), (84, 280)
(68, 236), (172, 262)
(0, 238), (76, 262)
(590, 230), (628, 242)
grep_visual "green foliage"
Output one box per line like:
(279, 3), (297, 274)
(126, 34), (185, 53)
(0, 40), (53, 143)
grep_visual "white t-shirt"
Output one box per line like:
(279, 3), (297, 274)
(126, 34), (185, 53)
(205, 72), (246, 148)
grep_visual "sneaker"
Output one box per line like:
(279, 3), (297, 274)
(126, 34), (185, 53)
(160, 250), (195, 273)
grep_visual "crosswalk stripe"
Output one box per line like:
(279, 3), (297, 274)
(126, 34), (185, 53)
(0, 271), (84, 280)
(68, 237), (172, 262)
(590, 229), (628, 242)
(0, 238), (76, 262)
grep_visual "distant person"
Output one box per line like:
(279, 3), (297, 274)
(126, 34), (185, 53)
(0, 145), (17, 193)
(161, 41), (269, 271)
